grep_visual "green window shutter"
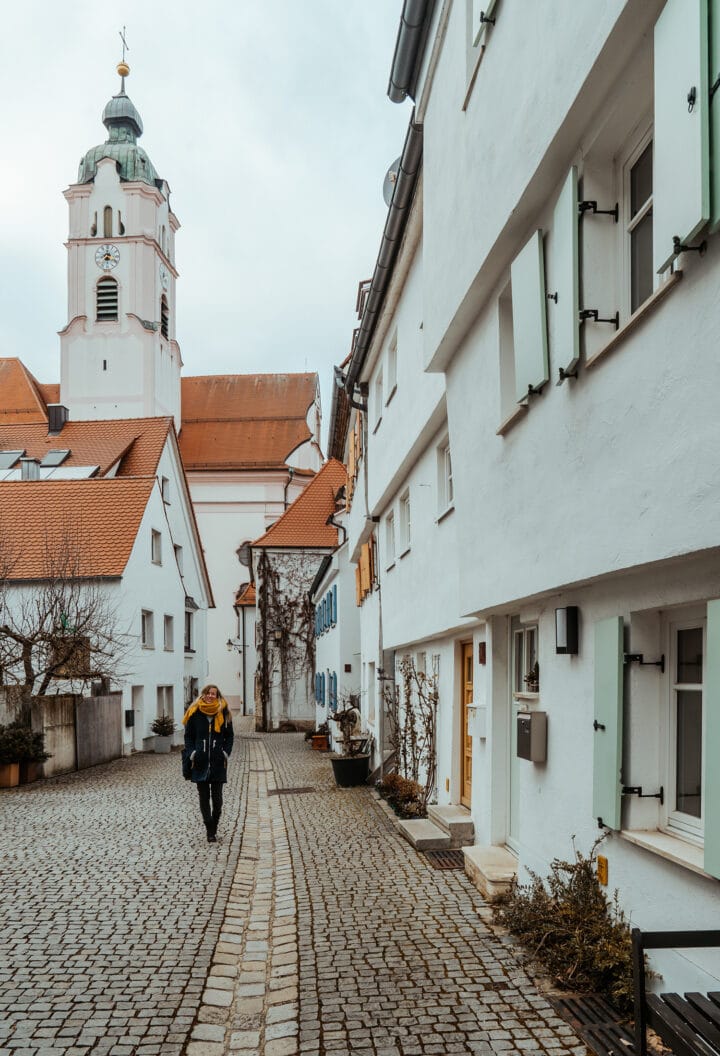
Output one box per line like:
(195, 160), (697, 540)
(472, 0), (498, 47)
(710, 0), (720, 231)
(552, 167), (580, 378)
(511, 230), (549, 403)
(593, 616), (624, 831)
(704, 600), (720, 878)
(654, 0), (710, 273)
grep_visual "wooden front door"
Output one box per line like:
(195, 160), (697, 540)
(461, 642), (473, 807)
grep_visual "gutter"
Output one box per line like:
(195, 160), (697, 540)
(344, 113), (423, 395)
(387, 0), (437, 104)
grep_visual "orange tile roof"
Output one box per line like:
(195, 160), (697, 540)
(38, 383), (60, 406)
(253, 459), (347, 549)
(0, 359), (50, 423)
(0, 478), (154, 578)
(235, 582), (256, 606)
(0, 417), (172, 478)
(179, 373), (318, 470)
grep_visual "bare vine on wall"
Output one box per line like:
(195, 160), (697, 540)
(384, 653), (439, 808)
(255, 549), (316, 732)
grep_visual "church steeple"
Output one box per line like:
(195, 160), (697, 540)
(59, 51), (182, 430)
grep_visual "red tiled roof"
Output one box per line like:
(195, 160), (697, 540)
(0, 478), (154, 578)
(0, 359), (50, 423)
(253, 460), (347, 548)
(0, 417), (172, 478)
(235, 582), (256, 606)
(38, 383), (60, 406)
(179, 373), (317, 470)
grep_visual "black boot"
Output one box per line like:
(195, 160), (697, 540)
(206, 825), (217, 843)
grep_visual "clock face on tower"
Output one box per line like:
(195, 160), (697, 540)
(95, 244), (120, 271)
(159, 263), (169, 290)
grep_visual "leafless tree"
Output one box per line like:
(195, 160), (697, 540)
(0, 520), (132, 696)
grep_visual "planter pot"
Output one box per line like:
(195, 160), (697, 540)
(19, 761), (42, 784)
(0, 762), (20, 788)
(154, 735), (173, 754)
(330, 753), (370, 788)
(311, 734), (329, 751)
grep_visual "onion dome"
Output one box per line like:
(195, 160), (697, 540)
(77, 63), (159, 186)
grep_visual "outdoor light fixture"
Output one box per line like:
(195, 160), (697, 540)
(555, 606), (579, 655)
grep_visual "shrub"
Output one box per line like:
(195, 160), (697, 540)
(151, 714), (176, 736)
(493, 838), (636, 1015)
(0, 722), (50, 763)
(377, 773), (427, 819)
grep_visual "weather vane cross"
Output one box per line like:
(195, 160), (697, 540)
(119, 26), (129, 63)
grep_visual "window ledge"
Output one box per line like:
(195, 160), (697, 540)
(142, 645), (154, 651)
(513, 691), (539, 702)
(386, 561), (395, 572)
(184, 648), (195, 655)
(496, 403), (529, 437)
(620, 828), (708, 879)
(586, 270), (683, 371)
(437, 504), (455, 524)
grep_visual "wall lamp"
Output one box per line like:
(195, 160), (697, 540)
(555, 606), (579, 655)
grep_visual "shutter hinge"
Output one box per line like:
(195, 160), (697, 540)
(579, 309), (620, 330)
(711, 74), (720, 100)
(578, 200), (619, 223)
(624, 652), (665, 674)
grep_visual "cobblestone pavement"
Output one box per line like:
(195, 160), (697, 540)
(1, 729), (586, 1056)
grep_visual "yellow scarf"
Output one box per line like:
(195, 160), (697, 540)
(182, 696), (229, 733)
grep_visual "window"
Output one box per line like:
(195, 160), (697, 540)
(513, 624), (538, 695)
(437, 439), (454, 514)
(625, 138), (654, 314)
(96, 277), (118, 321)
(497, 282), (517, 423)
(164, 615), (174, 652)
(103, 205), (112, 238)
(667, 618), (704, 837)
(90, 212), (97, 237)
(151, 529), (162, 565)
(141, 610), (154, 649)
(184, 610), (194, 652)
(399, 490), (411, 553)
(160, 295), (169, 339)
(174, 544), (183, 572)
(386, 334), (397, 404)
(386, 511), (396, 569)
(374, 370), (384, 430)
(161, 476), (170, 503)
(156, 685), (174, 721)
(118, 211), (125, 235)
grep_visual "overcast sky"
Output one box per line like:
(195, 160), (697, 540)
(0, 2), (411, 449)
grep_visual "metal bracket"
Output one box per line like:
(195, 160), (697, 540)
(624, 652), (665, 674)
(673, 235), (707, 257)
(593, 719), (606, 732)
(547, 291), (558, 303)
(711, 73), (720, 101)
(479, 10), (495, 24)
(558, 365), (578, 382)
(579, 200), (619, 223)
(597, 816), (607, 829)
(579, 308), (620, 330)
(622, 785), (664, 805)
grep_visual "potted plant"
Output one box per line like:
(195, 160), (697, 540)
(151, 714), (176, 753)
(17, 726), (50, 784)
(311, 721), (330, 751)
(0, 723), (50, 787)
(329, 700), (370, 787)
(0, 723), (23, 788)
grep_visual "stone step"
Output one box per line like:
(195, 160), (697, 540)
(462, 844), (518, 902)
(426, 804), (475, 847)
(397, 818), (451, 851)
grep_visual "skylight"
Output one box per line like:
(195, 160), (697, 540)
(40, 449), (71, 467)
(0, 450), (24, 469)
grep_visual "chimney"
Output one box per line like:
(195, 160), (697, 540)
(20, 458), (40, 481)
(47, 404), (69, 434)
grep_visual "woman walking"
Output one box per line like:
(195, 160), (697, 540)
(182, 684), (234, 843)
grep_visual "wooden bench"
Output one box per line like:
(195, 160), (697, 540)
(632, 928), (720, 1056)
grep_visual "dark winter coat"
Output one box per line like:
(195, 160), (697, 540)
(184, 710), (234, 784)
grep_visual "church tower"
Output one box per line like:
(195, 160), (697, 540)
(60, 61), (181, 429)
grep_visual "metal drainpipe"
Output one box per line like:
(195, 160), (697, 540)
(283, 467), (295, 509)
(241, 606), (247, 717)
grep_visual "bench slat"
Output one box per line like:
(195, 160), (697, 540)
(647, 995), (720, 1056)
(662, 993), (720, 1051)
(686, 994), (720, 1030)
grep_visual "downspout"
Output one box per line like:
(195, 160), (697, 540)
(241, 605), (247, 717)
(284, 467), (295, 510)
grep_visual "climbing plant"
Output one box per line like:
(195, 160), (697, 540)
(384, 653), (439, 809)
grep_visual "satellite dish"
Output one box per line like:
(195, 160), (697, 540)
(236, 542), (252, 567)
(383, 156), (402, 207)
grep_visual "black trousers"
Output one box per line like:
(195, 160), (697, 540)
(197, 781), (224, 833)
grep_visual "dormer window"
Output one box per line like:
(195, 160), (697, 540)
(103, 205), (112, 238)
(96, 277), (118, 321)
(160, 295), (169, 339)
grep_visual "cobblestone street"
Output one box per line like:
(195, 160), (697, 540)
(0, 728), (585, 1056)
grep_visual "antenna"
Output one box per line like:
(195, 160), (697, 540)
(383, 156), (402, 207)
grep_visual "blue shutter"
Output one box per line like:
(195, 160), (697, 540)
(332, 585), (338, 626)
(593, 617), (624, 831)
(321, 672), (325, 705)
(704, 600), (720, 877)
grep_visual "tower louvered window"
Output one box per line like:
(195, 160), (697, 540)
(103, 205), (112, 238)
(96, 277), (118, 321)
(160, 295), (169, 338)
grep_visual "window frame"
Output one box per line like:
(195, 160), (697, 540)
(184, 610), (194, 653)
(399, 489), (411, 555)
(141, 609), (154, 650)
(664, 611), (706, 842)
(96, 277), (119, 322)
(619, 124), (655, 321)
(512, 624), (539, 698)
(386, 511), (396, 570)
(373, 369), (384, 431)
(151, 529), (162, 565)
(385, 333), (398, 405)
(163, 614), (174, 652)
(437, 437), (454, 517)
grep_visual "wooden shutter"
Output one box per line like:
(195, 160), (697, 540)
(654, 0), (710, 272)
(355, 565), (362, 606)
(511, 230), (549, 403)
(360, 544), (371, 595)
(704, 600), (720, 877)
(552, 167), (580, 378)
(592, 617), (624, 831)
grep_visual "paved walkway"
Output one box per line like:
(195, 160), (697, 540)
(0, 728), (585, 1056)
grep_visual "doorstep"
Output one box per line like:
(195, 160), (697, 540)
(397, 818), (451, 851)
(426, 804), (475, 847)
(463, 844), (517, 902)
